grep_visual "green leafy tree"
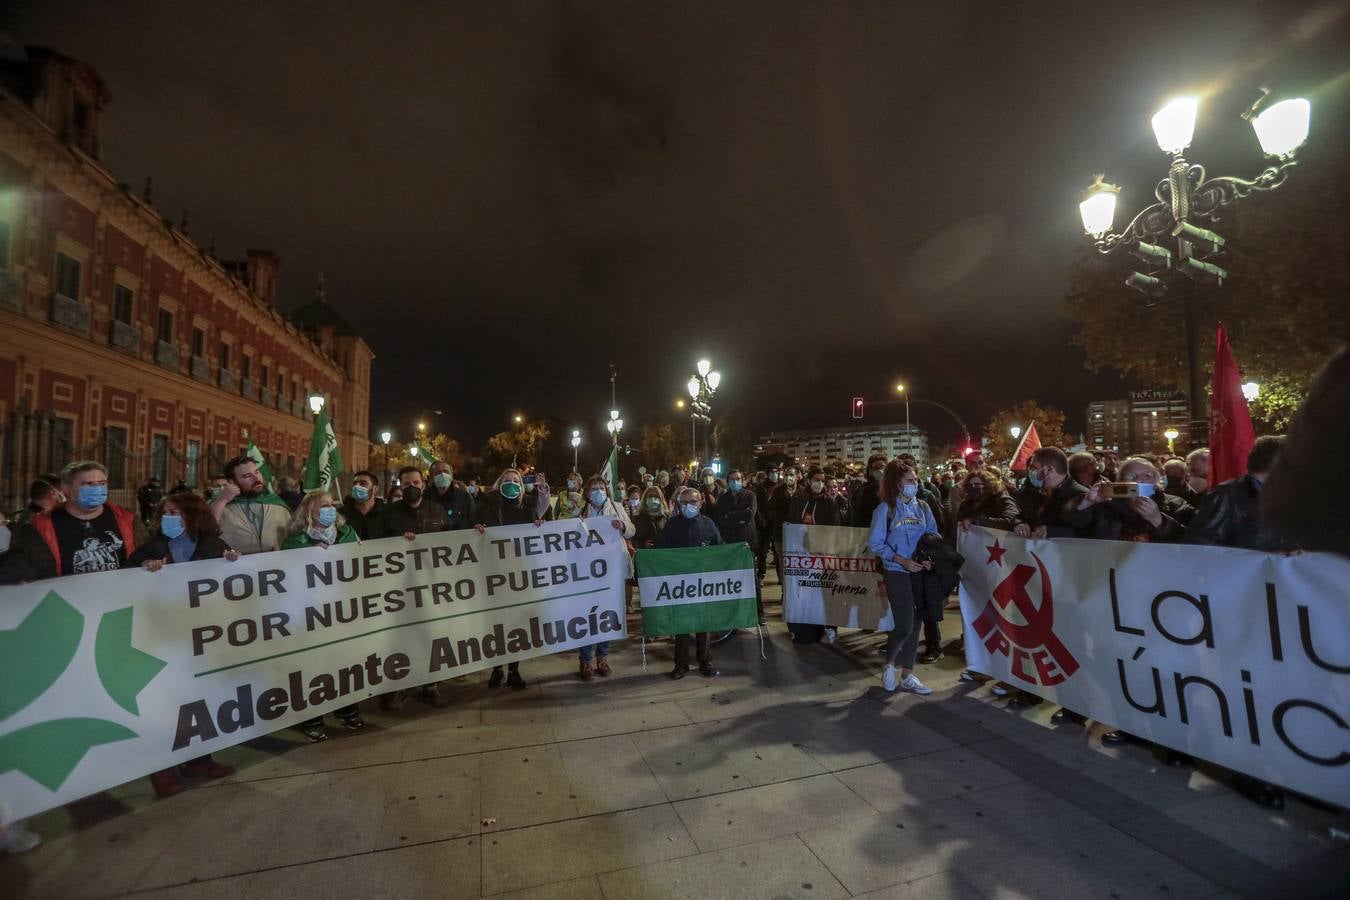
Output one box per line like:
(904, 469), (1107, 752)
(1063, 145), (1350, 431)
(480, 420), (552, 472)
(638, 419), (688, 473)
(982, 401), (1069, 466)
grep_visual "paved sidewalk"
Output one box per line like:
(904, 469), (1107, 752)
(4, 582), (1348, 899)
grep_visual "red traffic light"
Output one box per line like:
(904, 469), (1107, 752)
(851, 397), (864, 419)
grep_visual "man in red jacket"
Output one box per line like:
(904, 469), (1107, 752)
(9, 460), (141, 580)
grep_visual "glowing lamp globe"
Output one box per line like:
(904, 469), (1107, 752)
(1251, 98), (1310, 159)
(1151, 97), (1199, 154)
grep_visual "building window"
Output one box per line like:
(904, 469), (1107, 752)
(241, 355), (252, 381)
(47, 417), (74, 473)
(186, 439), (201, 487)
(192, 327), (206, 358)
(157, 308), (173, 343)
(112, 284), (134, 323)
(260, 363), (270, 387)
(151, 434), (169, 483)
(54, 251), (81, 299)
(219, 342), (231, 370)
(104, 425), (129, 490)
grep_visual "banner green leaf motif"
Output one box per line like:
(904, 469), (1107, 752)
(0, 592), (84, 721)
(95, 608), (168, 716)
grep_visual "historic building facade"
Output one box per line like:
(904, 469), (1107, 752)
(0, 46), (372, 509)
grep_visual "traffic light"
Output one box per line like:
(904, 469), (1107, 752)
(851, 397), (864, 419)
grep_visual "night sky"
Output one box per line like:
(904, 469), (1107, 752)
(5, 1), (1348, 451)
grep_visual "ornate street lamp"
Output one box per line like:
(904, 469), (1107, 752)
(1078, 87), (1310, 446)
(570, 429), (581, 471)
(380, 430), (392, 496)
(687, 359), (721, 467)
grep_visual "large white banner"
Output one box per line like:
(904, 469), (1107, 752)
(782, 524), (893, 629)
(958, 527), (1350, 806)
(0, 518), (628, 821)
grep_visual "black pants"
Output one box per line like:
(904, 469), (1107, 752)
(882, 571), (922, 668)
(674, 633), (711, 667)
(756, 529), (777, 580)
(924, 620), (941, 647)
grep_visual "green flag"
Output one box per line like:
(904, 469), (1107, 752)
(600, 445), (619, 499)
(636, 544), (758, 635)
(412, 441), (439, 468)
(302, 409), (345, 493)
(244, 436), (275, 485)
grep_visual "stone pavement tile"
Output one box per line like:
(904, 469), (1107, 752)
(381, 702), (484, 731)
(2, 788), (213, 900)
(672, 772), (874, 852)
(479, 743), (579, 831)
(966, 737), (1150, 823)
(884, 693), (1002, 746)
(217, 733), (330, 783)
(835, 749), (1021, 811)
(939, 691), (1058, 741)
(398, 720), (555, 762)
(128, 872), (254, 900)
(797, 807), (977, 895)
(377, 754), (481, 848)
(242, 836), (480, 899)
(558, 733), (668, 816)
(133, 774), (317, 889)
(550, 699), (692, 742)
(261, 768), (388, 869)
(486, 874), (601, 899)
(953, 781), (1217, 899)
(763, 698), (956, 772)
(694, 715), (827, 787)
(480, 804), (697, 895)
(597, 833), (849, 899)
(632, 723), (749, 801)
(1112, 809), (1294, 896)
(853, 870), (985, 900)
(1155, 790), (1350, 869)
(274, 722), (409, 772)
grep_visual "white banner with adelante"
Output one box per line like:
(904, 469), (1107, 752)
(958, 527), (1350, 807)
(781, 524), (895, 629)
(0, 519), (628, 822)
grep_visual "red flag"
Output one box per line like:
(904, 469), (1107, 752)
(1208, 323), (1255, 487)
(1009, 421), (1042, 471)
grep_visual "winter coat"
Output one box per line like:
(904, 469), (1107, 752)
(128, 531), (231, 566)
(714, 488), (757, 546)
(1185, 475), (1288, 552)
(1012, 479), (1088, 538)
(956, 492), (1020, 531)
(788, 491), (840, 526)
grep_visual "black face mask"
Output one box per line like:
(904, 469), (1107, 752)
(403, 486), (423, 504)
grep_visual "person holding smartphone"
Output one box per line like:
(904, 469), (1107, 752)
(1066, 457), (1194, 542)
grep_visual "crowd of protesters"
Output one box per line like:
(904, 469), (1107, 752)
(0, 396), (1334, 853)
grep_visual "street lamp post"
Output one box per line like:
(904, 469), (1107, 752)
(687, 359), (721, 468)
(1010, 425), (1022, 440)
(1241, 381), (1261, 402)
(571, 429), (581, 471)
(1078, 89), (1310, 448)
(380, 430), (392, 497)
(1164, 427), (1180, 454)
(606, 410), (623, 447)
(894, 384), (911, 454)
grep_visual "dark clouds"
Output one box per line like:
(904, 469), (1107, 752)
(5, 0), (1347, 451)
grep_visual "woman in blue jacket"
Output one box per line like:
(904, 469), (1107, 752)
(867, 461), (939, 694)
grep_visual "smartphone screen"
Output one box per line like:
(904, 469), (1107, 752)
(1108, 482), (1139, 499)
(523, 475), (536, 486)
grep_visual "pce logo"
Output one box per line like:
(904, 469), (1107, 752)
(0, 592), (165, 791)
(970, 539), (1079, 686)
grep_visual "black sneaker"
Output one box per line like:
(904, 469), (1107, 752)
(506, 669), (526, 690)
(916, 648), (942, 664)
(299, 723), (327, 743)
(668, 664), (689, 680)
(417, 685), (441, 706)
(1100, 730), (1128, 746)
(488, 667), (504, 688)
(1051, 708), (1086, 725)
(698, 663), (720, 678)
(339, 711), (366, 731)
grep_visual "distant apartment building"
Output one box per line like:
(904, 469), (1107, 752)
(1086, 391), (1189, 454)
(754, 424), (928, 469)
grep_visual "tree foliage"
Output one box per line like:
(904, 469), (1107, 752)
(1063, 145), (1350, 432)
(982, 401), (1069, 465)
(711, 408), (753, 471)
(480, 420), (552, 473)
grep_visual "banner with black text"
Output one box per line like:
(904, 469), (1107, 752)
(781, 524), (893, 629)
(958, 527), (1349, 806)
(0, 518), (628, 821)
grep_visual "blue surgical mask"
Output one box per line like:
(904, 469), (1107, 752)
(433, 472), (452, 489)
(1028, 470), (1044, 489)
(567, 479), (579, 491)
(901, 483), (919, 499)
(467, 485), (479, 497)
(729, 480), (742, 493)
(77, 484), (108, 509)
(350, 484), (371, 502)
(160, 514), (185, 539)
(317, 506), (338, 527)
(681, 503), (700, 519)
(589, 489), (607, 507)
(1136, 482), (1157, 499)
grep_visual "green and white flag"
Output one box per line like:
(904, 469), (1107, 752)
(412, 441), (439, 468)
(243, 434), (275, 485)
(599, 445), (619, 499)
(636, 544), (758, 634)
(302, 409), (345, 493)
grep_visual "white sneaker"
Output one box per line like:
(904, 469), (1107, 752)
(882, 664), (898, 692)
(823, 627), (838, 644)
(899, 673), (932, 695)
(1, 820), (41, 854)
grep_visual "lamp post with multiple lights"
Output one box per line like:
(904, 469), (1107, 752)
(1078, 88), (1310, 446)
(570, 430), (582, 471)
(380, 430), (392, 496)
(686, 358), (721, 469)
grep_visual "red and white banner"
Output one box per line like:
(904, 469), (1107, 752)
(958, 527), (1350, 806)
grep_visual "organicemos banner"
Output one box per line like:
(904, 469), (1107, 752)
(781, 523), (893, 630)
(0, 518), (628, 821)
(958, 527), (1350, 807)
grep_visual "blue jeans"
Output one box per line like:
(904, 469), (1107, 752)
(578, 642), (610, 662)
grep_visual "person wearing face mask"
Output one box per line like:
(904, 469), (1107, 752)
(657, 487), (724, 678)
(714, 469), (763, 624)
(1161, 457), (1202, 507)
(699, 467), (723, 506)
(340, 470), (384, 540)
(1184, 447), (1210, 497)
(850, 453), (890, 527)
(473, 468), (550, 689)
(656, 470), (671, 497)
(210, 456), (292, 555)
(789, 467), (841, 527)
(955, 470), (1019, 531)
(373, 466), (451, 539)
(626, 486), (644, 519)
(633, 486), (670, 550)
(465, 478), (480, 502)
(826, 476), (850, 523)
(555, 471), (586, 519)
(1067, 456), (1194, 543)
(753, 465), (781, 584)
(766, 466), (802, 587)
(665, 467), (688, 503)
(574, 476), (635, 679)
(428, 460), (473, 530)
(281, 491), (364, 740)
(867, 461), (938, 694)
(10, 475), (64, 529)
(1012, 447), (1088, 540)
(1067, 452), (1102, 490)
(898, 454), (946, 533)
(641, 471), (656, 493)
(10, 460), (143, 580)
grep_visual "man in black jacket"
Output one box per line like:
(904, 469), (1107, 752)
(428, 460), (473, 530)
(1186, 436), (1288, 552)
(714, 469), (762, 624)
(659, 487), (724, 679)
(339, 471), (384, 540)
(850, 453), (889, 527)
(1013, 447), (1088, 539)
(753, 465), (780, 582)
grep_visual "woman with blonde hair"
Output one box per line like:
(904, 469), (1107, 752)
(473, 468), (549, 689)
(575, 474), (635, 679)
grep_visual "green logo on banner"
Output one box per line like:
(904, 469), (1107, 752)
(0, 591), (166, 791)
